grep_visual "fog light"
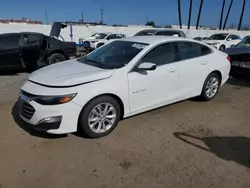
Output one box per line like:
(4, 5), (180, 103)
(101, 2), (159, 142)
(38, 116), (62, 124)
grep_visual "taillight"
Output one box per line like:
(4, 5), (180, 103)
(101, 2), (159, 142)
(227, 56), (231, 63)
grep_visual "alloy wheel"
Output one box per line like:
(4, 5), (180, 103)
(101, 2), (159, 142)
(205, 77), (219, 98)
(88, 103), (117, 133)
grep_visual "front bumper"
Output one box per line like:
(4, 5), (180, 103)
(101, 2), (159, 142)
(206, 43), (218, 49)
(19, 97), (82, 134)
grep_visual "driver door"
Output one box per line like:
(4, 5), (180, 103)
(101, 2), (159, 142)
(0, 34), (22, 69)
(127, 42), (180, 113)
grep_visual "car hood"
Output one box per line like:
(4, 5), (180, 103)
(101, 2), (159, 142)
(84, 37), (97, 40)
(29, 59), (115, 87)
(49, 22), (68, 38)
(223, 46), (250, 55)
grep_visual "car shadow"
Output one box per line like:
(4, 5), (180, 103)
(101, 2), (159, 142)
(0, 70), (19, 76)
(227, 77), (250, 88)
(11, 101), (67, 139)
(174, 132), (250, 168)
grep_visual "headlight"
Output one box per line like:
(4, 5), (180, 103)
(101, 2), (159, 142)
(34, 93), (77, 105)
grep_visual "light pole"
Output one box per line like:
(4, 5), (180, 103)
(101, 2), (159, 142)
(100, 9), (104, 24)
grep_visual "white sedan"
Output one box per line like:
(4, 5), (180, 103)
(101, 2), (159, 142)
(19, 36), (230, 138)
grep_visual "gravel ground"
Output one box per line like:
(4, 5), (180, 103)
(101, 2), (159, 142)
(0, 73), (250, 188)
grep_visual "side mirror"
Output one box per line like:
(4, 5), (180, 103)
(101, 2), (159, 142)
(227, 38), (232, 41)
(136, 62), (156, 71)
(173, 34), (179, 37)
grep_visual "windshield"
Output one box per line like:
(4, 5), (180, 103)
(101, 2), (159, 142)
(134, 30), (158, 36)
(94, 33), (107, 39)
(77, 40), (148, 69)
(208, 34), (228, 40)
(236, 36), (250, 47)
(91, 33), (98, 37)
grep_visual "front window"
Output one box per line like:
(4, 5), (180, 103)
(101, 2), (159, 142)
(208, 34), (228, 40)
(236, 36), (250, 47)
(77, 40), (148, 69)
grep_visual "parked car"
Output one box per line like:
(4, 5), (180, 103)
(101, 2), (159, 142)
(0, 22), (76, 72)
(79, 33), (126, 49)
(134, 29), (186, 38)
(19, 36), (230, 138)
(193, 37), (208, 41)
(203, 33), (241, 51)
(223, 35), (250, 78)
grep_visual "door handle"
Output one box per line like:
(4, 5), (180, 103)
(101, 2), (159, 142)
(169, 68), (177, 73)
(201, 62), (207, 65)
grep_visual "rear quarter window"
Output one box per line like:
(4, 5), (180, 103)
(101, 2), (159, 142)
(178, 41), (212, 60)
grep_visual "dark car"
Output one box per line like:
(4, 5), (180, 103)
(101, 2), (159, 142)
(0, 22), (76, 71)
(223, 36), (250, 78)
(134, 29), (186, 38)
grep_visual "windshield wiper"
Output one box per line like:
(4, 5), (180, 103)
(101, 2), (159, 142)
(85, 58), (111, 69)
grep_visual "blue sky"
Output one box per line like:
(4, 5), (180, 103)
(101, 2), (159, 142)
(0, 0), (249, 27)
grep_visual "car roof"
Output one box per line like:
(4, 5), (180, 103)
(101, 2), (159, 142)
(120, 36), (188, 44)
(0, 32), (42, 36)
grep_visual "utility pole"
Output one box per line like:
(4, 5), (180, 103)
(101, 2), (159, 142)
(81, 12), (84, 23)
(219, 0), (226, 30)
(223, 0), (234, 30)
(196, 0), (204, 30)
(100, 9), (104, 24)
(177, 0), (182, 29)
(188, 0), (193, 29)
(45, 10), (48, 25)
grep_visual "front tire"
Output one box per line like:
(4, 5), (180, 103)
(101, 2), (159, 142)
(79, 96), (121, 138)
(219, 45), (225, 51)
(200, 73), (221, 101)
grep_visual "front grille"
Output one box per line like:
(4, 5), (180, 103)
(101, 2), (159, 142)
(19, 96), (35, 120)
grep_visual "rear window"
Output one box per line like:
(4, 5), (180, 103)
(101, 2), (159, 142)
(155, 31), (182, 37)
(134, 30), (158, 36)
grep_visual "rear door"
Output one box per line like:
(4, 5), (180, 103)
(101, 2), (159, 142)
(176, 41), (212, 99)
(0, 34), (22, 68)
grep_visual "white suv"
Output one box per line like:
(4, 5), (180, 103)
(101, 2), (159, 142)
(79, 33), (126, 49)
(203, 33), (241, 50)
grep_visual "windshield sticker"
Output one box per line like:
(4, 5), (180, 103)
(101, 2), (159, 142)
(132, 43), (147, 49)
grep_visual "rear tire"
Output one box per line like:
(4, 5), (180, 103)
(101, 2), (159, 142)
(47, 53), (66, 65)
(78, 96), (121, 138)
(96, 43), (104, 48)
(219, 45), (225, 51)
(200, 73), (221, 101)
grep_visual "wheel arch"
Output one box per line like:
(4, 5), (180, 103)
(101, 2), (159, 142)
(47, 50), (69, 60)
(210, 70), (222, 83)
(77, 93), (125, 129)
